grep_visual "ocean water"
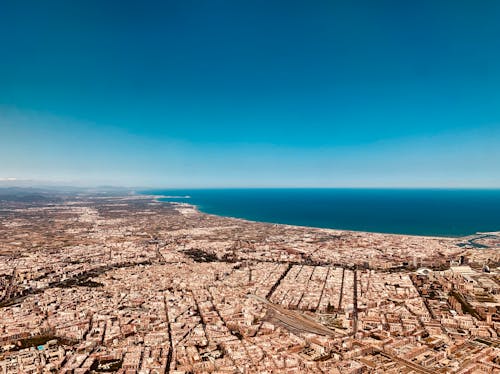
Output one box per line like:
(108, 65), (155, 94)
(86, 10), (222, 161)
(141, 189), (500, 237)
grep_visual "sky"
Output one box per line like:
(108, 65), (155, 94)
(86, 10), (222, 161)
(1, 0), (499, 188)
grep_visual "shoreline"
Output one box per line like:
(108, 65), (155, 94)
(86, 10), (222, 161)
(147, 194), (469, 241)
(3, 189), (499, 372)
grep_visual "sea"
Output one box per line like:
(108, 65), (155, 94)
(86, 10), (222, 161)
(141, 189), (500, 237)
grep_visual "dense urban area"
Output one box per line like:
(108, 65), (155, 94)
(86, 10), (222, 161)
(0, 190), (499, 373)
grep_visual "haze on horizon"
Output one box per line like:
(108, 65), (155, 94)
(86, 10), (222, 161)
(1, 1), (499, 188)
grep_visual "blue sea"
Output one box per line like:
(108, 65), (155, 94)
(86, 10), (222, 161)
(141, 189), (500, 237)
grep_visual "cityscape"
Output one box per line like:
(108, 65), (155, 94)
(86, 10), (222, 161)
(0, 192), (499, 373)
(1, 1), (500, 373)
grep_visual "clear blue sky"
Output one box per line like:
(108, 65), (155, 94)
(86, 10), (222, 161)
(1, 0), (499, 187)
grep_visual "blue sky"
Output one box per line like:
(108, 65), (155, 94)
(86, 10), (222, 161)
(1, 1), (499, 187)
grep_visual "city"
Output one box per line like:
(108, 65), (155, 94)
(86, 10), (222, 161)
(2, 1), (500, 373)
(0, 193), (498, 373)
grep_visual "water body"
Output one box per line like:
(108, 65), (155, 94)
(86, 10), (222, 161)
(141, 189), (500, 237)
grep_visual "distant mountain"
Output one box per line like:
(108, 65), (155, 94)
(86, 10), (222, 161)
(0, 185), (135, 202)
(0, 187), (63, 202)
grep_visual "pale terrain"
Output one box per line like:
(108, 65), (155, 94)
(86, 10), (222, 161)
(0, 193), (499, 373)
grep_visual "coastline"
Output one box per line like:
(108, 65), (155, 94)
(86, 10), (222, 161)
(2, 192), (499, 373)
(148, 194), (464, 240)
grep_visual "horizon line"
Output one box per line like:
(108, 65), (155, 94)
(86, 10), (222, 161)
(1, 182), (500, 191)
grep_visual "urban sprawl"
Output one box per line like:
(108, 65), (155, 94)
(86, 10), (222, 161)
(0, 193), (499, 373)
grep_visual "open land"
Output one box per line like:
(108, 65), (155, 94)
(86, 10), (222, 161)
(0, 192), (499, 373)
